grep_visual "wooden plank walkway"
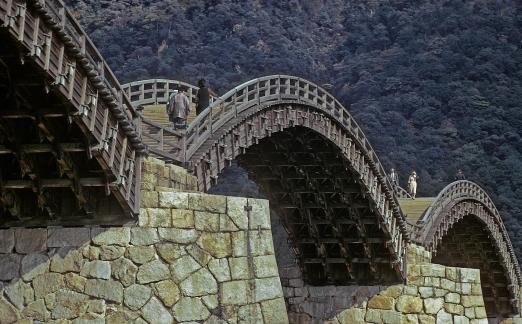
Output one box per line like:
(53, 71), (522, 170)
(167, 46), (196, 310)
(398, 197), (434, 224)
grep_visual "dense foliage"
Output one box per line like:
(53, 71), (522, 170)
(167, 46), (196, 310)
(66, 0), (522, 259)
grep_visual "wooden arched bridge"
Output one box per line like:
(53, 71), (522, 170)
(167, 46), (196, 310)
(1, 0), (521, 319)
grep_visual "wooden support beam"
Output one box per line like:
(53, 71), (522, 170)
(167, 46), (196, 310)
(295, 237), (386, 244)
(0, 120), (53, 213)
(304, 257), (391, 264)
(0, 108), (67, 119)
(0, 143), (85, 154)
(4, 178), (108, 189)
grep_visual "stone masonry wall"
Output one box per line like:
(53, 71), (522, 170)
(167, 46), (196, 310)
(0, 158), (288, 323)
(327, 245), (522, 324)
(141, 157), (198, 192)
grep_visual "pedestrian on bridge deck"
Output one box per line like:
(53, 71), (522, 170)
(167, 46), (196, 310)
(171, 86), (191, 130)
(389, 168), (399, 187)
(408, 170), (418, 199)
(166, 90), (178, 129)
(195, 79), (217, 116)
(455, 169), (466, 181)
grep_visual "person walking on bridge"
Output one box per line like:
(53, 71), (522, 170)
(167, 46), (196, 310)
(455, 169), (466, 181)
(195, 79), (216, 116)
(408, 170), (418, 199)
(166, 90), (178, 129)
(389, 168), (399, 187)
(171, 86), (191, 130)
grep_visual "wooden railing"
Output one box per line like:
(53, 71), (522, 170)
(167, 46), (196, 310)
(122, 78), (216, 162)
(184, 76), (388, 171)
(1, 0), (146, 214)
(139, 116), (183, 162)
(122, 78), (217, 107)
(419, 181), (502, 238)
(394, 185), (412, 199)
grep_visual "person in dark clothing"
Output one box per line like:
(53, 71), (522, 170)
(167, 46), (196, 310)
(196, 79), (213, 115)
(455, 169), (466, 181)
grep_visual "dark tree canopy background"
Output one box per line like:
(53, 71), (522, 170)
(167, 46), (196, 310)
(66, 0), (522, 260)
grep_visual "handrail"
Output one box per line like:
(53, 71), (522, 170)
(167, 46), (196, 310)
(394, 186), (412, 199)
(420, 180), (503, 230)
(121, 78), (217, 108)
(31, 0), (143, 151)
(140, 117), (183, 139)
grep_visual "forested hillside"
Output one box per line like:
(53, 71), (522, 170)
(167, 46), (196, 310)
(65, 0), (522, 259)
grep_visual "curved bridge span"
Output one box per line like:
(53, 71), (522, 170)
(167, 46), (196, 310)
(126, 76), (412, 285)
(185, 75), (411, 285)
(415, 180), (522, 316)
(128, 77), (522, 316)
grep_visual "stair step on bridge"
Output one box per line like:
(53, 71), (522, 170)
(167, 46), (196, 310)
(398, 197), (435, 224)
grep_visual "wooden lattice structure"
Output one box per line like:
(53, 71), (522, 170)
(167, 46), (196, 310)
(0, 0), (145, 225)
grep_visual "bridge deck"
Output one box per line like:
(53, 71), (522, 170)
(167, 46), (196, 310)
(142, 104), (199, 126)
(398, 197), (434, 224)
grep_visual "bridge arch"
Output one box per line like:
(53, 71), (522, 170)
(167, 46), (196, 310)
(418, 180), (522, 318)
(176, 75), (410, 285)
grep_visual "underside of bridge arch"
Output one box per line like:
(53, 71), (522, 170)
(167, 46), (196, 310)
(233, 126), (401, 286)
(0, 33), (127, 226)
(432, 214), (515, 318)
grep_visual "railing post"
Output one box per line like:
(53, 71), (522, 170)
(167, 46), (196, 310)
(153, 80), (157, 105)
(210, 105), (213, 135)
(277, 76), (281, 101)
(135, 105), (143, 138)
(234, 90), (238, 117)
(182, 132), (187, 166)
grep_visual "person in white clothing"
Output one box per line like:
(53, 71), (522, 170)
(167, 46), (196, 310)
(166, 90), (178, 129)
(169, 86), (191, 130)
(389, 168), (399, 187)
(408, 170), (418, 199)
